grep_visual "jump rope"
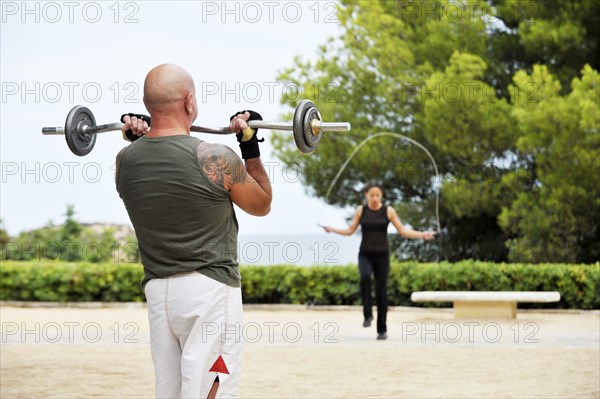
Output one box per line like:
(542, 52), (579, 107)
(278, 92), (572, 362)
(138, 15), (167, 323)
(316, 132), (442, 233)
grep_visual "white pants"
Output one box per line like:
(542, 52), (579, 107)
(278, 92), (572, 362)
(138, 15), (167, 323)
(144, 272), (244, 398)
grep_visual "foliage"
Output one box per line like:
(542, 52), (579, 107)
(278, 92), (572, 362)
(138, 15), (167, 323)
(1, 205), (139, 263)
(499, 65), (600, 262)
(0, 219), (10, 254)
(0, 262), (145, 302)
(273, 0), (600, 263)
(1, 261), (598, 309)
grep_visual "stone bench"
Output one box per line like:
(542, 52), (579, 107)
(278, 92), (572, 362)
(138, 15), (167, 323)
(410, 291), (561, 319)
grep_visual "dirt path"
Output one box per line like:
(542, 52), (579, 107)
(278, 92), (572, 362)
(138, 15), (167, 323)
(1, 304), (598, 398)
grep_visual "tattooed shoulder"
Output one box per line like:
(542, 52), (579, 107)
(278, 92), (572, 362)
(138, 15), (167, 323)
(197, 143), (246, 189)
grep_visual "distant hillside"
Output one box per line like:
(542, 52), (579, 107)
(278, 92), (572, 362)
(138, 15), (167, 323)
(80, 223), (135, 243)
(1, 220), (138, 262)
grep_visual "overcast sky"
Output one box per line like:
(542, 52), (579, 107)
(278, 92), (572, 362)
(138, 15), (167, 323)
(1, 1), (359, 239)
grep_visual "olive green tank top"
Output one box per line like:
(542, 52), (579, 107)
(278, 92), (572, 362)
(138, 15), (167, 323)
(115, 135), (240, 288)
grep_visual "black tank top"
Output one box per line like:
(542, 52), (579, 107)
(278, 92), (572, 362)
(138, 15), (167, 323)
(359, 205), (390, 253)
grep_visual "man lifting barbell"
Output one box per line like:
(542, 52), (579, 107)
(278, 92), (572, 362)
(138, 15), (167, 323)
(40, 63), (351, 398)
(116, 63), (271, 399)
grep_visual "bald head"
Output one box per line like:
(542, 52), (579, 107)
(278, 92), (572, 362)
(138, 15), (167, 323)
(143, 64), (196, 113)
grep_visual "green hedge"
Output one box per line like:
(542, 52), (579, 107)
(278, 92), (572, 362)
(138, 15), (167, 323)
(1, 261), (598, 309)
(0, 262), (145, 302)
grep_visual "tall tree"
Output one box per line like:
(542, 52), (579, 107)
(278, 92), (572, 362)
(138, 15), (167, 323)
(499, 65), (600, 262)
(489, 0), (600, 94)
(274, 0), (599, 262)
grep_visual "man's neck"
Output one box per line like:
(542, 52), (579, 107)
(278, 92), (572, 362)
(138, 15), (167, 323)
(145, 117), (190, 137)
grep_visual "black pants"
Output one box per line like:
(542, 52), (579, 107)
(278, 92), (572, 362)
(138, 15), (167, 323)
(358, 251), (390, 334)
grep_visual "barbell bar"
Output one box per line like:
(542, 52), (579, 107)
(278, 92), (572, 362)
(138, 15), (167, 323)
(41, 100), (351, 156)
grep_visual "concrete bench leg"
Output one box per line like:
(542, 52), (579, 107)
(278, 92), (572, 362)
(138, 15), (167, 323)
(453, 301), (517, 319)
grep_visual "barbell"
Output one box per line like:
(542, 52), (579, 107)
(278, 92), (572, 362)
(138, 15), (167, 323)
(41, 100), (351, 156)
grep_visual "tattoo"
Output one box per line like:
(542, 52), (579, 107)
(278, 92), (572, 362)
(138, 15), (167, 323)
(197, 143), (246, 189)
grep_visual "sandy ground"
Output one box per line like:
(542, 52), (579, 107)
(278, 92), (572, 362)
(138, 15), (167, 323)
(1, 303), (598, 398)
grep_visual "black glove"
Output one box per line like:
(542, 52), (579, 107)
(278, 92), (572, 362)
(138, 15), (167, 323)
(230, 110), (264, 160)
(120, 113), (151, 142)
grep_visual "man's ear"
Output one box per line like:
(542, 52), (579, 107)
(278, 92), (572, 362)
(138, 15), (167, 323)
(184, 93), (194, 116)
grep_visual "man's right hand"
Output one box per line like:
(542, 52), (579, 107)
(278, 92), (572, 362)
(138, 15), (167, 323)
(121, 113), (151, 142)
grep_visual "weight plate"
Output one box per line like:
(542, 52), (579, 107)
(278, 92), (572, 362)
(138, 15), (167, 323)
(65, 105), (96, 156)
(293, 99), (316, 155)
(302, 107), (322, 154)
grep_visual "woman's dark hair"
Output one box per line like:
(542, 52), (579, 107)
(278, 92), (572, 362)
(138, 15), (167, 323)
(363, 181), (384, 195)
